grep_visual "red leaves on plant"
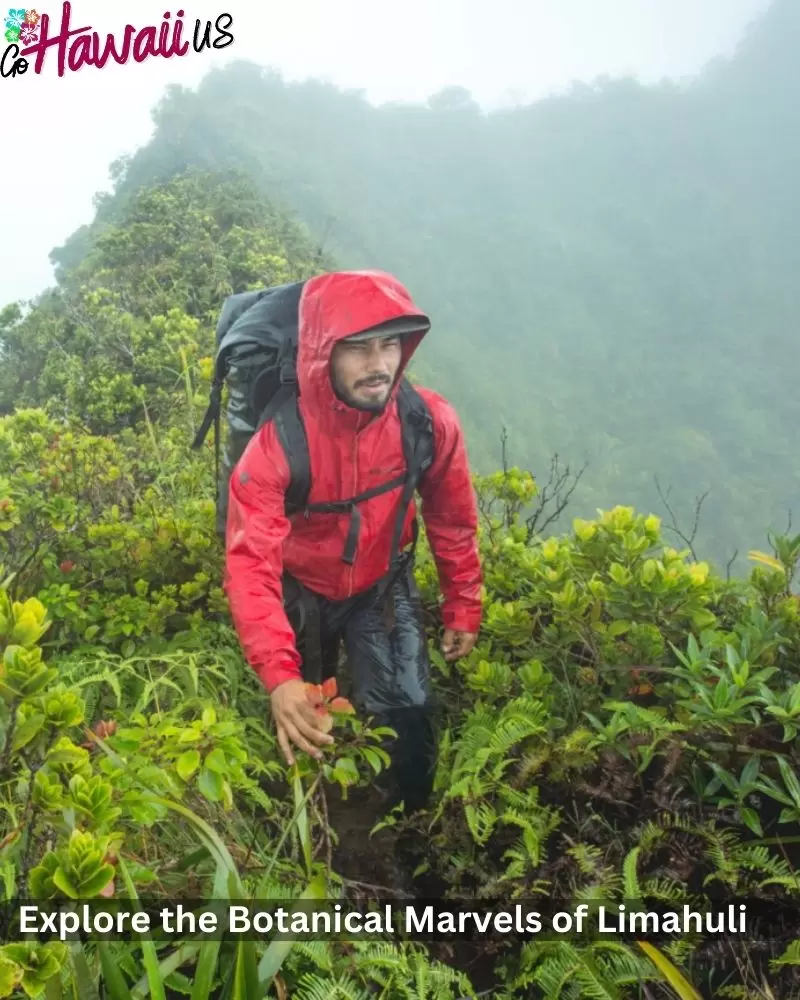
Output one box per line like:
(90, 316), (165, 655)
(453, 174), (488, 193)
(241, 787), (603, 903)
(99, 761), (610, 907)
(81, 720), (117, 750)
(303, 682), (325, 714)
(304, 677), (355, 716)
(95, 720), (117, 740)
(59, 560), (75, 573)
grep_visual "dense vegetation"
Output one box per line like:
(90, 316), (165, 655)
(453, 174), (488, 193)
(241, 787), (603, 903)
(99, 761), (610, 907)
(43, 0), (800, 571)
(2, 168), (800, 998)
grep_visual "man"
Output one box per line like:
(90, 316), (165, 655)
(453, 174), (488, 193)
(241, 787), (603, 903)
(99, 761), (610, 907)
(223, 270), (482, 814)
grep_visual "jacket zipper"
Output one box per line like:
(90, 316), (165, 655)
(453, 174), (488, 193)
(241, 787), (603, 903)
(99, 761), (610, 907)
(347, 424), (359, 597)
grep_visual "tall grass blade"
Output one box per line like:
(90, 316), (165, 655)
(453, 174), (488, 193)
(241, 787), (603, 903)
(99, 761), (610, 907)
(118, 857), (166, 1000)
(257, 874), (327, 991)
(98, 943), (133, 1000)
(637, 941), (702, 1000)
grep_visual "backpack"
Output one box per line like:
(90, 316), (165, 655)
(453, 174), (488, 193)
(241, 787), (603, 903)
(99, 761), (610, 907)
(191, 279), (436, 592)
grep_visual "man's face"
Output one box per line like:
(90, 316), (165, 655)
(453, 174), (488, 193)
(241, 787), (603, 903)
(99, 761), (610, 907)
(330, 335), (403, 412)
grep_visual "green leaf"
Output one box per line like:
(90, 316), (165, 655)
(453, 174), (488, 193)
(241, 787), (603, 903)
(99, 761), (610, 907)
(231, 938), (259, 1000)
(98, 943), (132, 1000)
(190, 865), (227, 1000)
(361, 748), (384, 774)
(203, 749), (227, 774)
(197, 768), (224, 802)
(118, 858), (165, 1000)
(638, 942), (702, 1000)
(0, 956), (21, 997)
(741, 756), (761, 787)
(690, 609), (717, 630)
(777, 755), (800, 808)
(333, 757), (359, 780)
(739, 808), (763, 838)
(130, 944), (200, 1000)
(68, 942), (100, 1000)
(12, 713), (45, 751)
(177, 729), (202, 744)
(176, 750), (200, 781)
(52, 868), (80, 899)
(79, 865), (115, 899)
(257, 875), (327, 991)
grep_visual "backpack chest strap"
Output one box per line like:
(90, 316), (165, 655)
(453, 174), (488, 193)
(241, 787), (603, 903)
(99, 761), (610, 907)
(288, 473), (408, 565)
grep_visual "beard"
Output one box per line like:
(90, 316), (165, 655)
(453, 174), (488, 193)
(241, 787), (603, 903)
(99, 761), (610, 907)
(334, 374), (393, 412)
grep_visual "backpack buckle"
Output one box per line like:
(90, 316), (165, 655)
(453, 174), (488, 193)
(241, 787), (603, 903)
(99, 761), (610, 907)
(279, 343), (297, 384)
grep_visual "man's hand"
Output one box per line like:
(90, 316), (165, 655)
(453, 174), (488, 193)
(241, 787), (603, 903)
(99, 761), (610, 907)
(442, 629), (478, 661)
(270, 678), (334, 765)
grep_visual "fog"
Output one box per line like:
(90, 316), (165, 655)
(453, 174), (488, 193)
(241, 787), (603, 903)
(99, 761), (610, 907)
(1, 0), (770, 309)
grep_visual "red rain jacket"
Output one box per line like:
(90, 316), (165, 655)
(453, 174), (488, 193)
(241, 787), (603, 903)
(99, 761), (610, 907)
(223, 270), (482, 693)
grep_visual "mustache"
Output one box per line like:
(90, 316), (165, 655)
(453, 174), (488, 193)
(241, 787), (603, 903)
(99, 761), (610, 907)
(355, 374), (391, 389)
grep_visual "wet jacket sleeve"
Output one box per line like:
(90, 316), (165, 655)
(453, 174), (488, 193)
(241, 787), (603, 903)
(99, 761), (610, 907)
(417, 390), (483, 634)
(223, 425), (302, 693)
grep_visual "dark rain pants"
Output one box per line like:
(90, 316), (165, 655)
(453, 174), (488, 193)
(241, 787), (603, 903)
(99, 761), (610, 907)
(283, 558), (437, 815)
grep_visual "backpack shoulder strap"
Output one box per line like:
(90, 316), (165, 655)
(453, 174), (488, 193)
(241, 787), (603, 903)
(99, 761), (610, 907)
(370, 378), (436, 599)
(396, 377), (435, 485)
(271, 390), (311, 513)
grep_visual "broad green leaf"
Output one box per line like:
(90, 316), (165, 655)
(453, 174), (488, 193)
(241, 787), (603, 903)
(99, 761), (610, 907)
(739, 808), (763, 838)
(333, 757), (359, 780)
(0, 956), (21, 996)
(197, 768), (224, 802)
(203, 748), (227, 774)
(79, 865), (115, 899)
(12, 713), (45, 751)
(176, 750), (200, 781)
(777, 756), (800, 808)
(52, 869), (79, 899)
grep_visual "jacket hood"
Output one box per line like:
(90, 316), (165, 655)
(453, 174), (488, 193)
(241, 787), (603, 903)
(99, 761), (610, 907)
(297, 270), (430, 422)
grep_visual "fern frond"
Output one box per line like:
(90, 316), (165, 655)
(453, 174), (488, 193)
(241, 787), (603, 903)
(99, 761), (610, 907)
(295, 973), (370, 1000)
(771, 938), (800, 968)
(622, 846), (641, 901)
(294, 939), (333, 971)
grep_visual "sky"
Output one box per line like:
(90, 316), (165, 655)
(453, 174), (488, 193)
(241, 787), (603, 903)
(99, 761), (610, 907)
(0, 0), (772, 309)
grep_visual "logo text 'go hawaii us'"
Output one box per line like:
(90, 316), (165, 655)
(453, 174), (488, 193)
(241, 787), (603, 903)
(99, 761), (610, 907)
(2, 3), (233, 80)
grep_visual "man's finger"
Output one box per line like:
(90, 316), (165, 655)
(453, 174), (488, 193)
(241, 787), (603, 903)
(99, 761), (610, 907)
(276, 724), (294, 766)
(444, 637), (461, 660)
(291, 709), (334, 748)
(296, 700), (327, 729)
(284, 720), (324, 760)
